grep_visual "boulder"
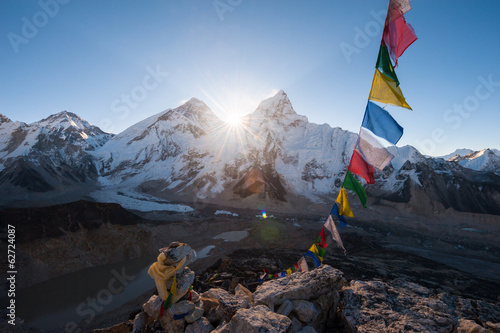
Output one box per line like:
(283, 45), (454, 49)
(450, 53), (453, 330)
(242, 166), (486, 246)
(341, 279), (456, 332)
(131, 311), (147, 333)
(291, 300), (318, 323)
(253, 265), (345, 306)
(159, 308), (186, 333)
(276, 299), (293, 316)
(185, 317), (214, 333)
(212, 321), (230, 333)
(310, 291), (339, 332)
(160, 242), (197, 265)
(234, 283), (254, 307)
(165, 267), (195, 301)
(190, 290), (201, 303)
(486, 321), (500, 333)
(289, 315), (303, 333)
(185, 299), (205, 324)
(456, 296), (500, 325)
(170, 300), (196, 318)
(142, 294), (163, 320)
(457, 319), (488, 333)
(200, 295), (220, 313)
(227, 305), (292, 332)
(201, 288), (247, 324)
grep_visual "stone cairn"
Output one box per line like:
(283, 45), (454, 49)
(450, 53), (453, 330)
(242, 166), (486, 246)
(138, 242), (204, 332)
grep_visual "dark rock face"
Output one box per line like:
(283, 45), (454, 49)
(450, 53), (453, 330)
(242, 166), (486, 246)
(0, 158), (54, 192)
(0, 154), (98, 195)
(0, 200), (143, 242)
(371, 158), (500, 215)
(0, 200), (154, 289)
(414, 159), (500, 215)
(233, 165), (287, 202)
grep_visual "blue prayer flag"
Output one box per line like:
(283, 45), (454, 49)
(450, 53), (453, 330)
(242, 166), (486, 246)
(304, 251), (321, 267)
(361, 101), (404, 145)
(331, 203), (347, 228)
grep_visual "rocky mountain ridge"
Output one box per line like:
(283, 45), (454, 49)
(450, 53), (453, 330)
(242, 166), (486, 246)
(448, 148), (500, 175)
(1, 91), (499, 215)
(71, 258), (500, 332)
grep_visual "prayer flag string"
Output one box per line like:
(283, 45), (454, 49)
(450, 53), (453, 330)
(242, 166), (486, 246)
(257, 0), (416, 281)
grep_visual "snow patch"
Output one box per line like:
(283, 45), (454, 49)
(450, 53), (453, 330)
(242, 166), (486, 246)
(195, 245), (215, 259)
(461, 227), (483, 233)
(213, 230), (249, 242)
(89, 189), (194, 212)
(214, 210), (239, 217)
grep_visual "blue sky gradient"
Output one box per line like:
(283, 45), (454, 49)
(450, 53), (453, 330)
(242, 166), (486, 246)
(1, 0), (499, 156)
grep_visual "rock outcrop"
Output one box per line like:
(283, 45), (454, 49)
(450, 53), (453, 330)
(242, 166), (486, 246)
(340, 278), (500, 332)
(91, 263), (500, 333)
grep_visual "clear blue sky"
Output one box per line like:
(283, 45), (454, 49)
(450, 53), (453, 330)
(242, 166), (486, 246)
(1, 0), (499, 156)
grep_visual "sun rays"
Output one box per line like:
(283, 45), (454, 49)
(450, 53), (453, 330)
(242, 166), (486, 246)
(204, 113), (258, 163)
(198, 85), (278, 163)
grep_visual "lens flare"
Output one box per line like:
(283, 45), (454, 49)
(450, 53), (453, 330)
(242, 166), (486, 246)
(260, 224), (280, 242)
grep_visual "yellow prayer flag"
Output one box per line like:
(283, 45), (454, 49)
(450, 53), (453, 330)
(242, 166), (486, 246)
(171, 275), (177, 296)
(309, 243), (319, 255)
(335, 187), (354, 217)
(308, 243), (324, 264)
(286, 268), (292, 275)
(368, 69), (412, 110)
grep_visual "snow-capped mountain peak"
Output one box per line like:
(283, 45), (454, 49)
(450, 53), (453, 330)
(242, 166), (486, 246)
(1, 92), (500, 216)
(387, 145), (425, 170)
(254, 90), (296, 117)
(35, 110), (88, 129)
(174, 97), (219, 128)
(439, 148), (474, 161)
(0, 114), (12, 124)
(250, 90), (308, 131)
(450, 148), (500, 174)
(0, 110), (112, 162)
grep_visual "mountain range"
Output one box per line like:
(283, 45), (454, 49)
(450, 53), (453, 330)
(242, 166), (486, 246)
(1, 90), (499, 215)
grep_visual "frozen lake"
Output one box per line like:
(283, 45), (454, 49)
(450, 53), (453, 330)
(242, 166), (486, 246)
(212, 229), (249, 242)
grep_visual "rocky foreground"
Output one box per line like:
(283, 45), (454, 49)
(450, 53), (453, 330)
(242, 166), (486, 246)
(91, 260), (500, 333)
(2, 200), (499, 332)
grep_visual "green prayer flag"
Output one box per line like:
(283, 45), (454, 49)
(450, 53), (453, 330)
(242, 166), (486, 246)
(164, 293), (173, 309)
(317, 246), (326, 258)
(376, 43), (400, 86)
(343, 171), (367, 208)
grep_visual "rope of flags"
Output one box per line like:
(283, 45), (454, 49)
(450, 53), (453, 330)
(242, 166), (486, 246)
(258, 217), (344, 281)
(258, 0), (417, 282)
(333, 0), (416, 222)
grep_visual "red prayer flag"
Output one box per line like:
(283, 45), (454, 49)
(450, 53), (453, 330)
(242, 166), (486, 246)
(348, 150), (375, 184)
(382, 15), (417, 66)
(385, 0), (412, 26)
(318, 226), (328, 248)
